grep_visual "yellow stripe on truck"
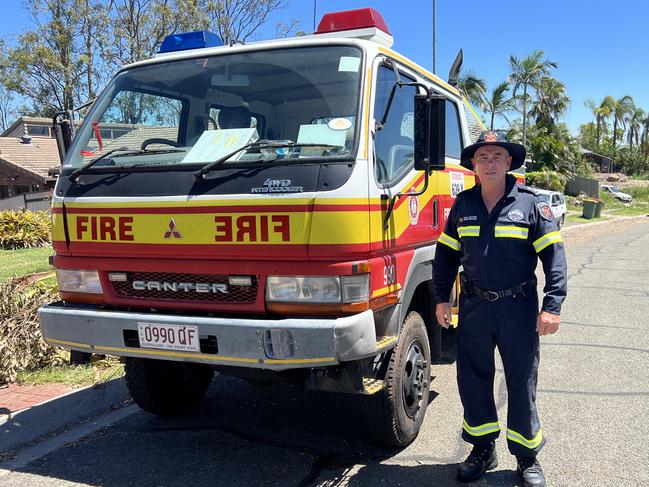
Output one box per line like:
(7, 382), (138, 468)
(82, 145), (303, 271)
(46, 338), (336, 365)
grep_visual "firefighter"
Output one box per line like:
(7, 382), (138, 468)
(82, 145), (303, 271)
(433, 131), (567, 486)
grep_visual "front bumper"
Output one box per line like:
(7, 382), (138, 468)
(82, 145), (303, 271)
(39, 303), (379, 370)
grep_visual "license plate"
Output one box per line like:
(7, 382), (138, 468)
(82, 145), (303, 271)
(137, 323), (200, 352)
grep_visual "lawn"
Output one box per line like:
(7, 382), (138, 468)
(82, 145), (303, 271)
(565, 186), (649, 224)
(16, 356), (124, 387)
(0, 246), (54, 282)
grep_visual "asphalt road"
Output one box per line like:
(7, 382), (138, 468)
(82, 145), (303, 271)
(2, 217), (648, 487)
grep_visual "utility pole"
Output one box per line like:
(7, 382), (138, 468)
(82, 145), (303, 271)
(313, 0), (317, 32)
(432, 0), (437, 74)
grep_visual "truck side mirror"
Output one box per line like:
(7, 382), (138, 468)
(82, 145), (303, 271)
(413, 94), (446, 171)
(52, 111), (73, 164)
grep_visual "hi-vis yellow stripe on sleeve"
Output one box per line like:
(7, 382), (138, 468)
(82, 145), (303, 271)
(458, 225), (480, 238)
(438, 232), (460, 251)
(533, 231), (563, 253)
(495, 225), (529, 239)
(462, 419), (500, 437)
(506, 428), (544, 450)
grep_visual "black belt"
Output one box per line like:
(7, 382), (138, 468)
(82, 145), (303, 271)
(461, 277), (535, 302)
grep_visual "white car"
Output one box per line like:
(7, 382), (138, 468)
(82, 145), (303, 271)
(601, 184), (633, 202)
(534, 188), (567, 229)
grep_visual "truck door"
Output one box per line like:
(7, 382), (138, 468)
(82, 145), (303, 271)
(370, 60), (433, 252)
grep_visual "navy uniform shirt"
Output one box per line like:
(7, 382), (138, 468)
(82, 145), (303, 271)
(433, 174), (567, 314)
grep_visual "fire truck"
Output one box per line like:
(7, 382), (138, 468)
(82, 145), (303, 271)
(40, 8), (487, 447)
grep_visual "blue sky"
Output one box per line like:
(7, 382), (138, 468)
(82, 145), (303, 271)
(2, 0), (648, 135)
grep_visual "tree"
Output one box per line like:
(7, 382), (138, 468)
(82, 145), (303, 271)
(0, 41), (18, 131)
(527, 122), (580, 175)
(102, 0), (188, 69)
(196, 0), (296, 44)
(642, 114), (649, 161)
(482, 81), (515, 130)
(101, 0), (297, 69)
(627, 107), (645, 152)
(457, 69), (487, 110)
(611, 95), (634, 158)
(530, 77), (570, 129)
(2, 0), (96, 115)
(508, 50), (557, 148)
(578, 122), (598, 152)
(584, 96), (615, 152)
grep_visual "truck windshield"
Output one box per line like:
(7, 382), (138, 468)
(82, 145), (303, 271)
(64, 45), (363, 169)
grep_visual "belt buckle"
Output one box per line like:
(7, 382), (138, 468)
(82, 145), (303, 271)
(485, 291), (499, 302)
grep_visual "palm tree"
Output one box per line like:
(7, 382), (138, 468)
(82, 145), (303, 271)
(627, 107), (645, 151)
(457, 69), (487, 109)
(508, 50), (558, 147)
(482, 81), (516, 130)
(530, 77), (570, 128)
(585, 96), (615, 152)
(612, 95), (634, 156)
(642, 114), (649, 161)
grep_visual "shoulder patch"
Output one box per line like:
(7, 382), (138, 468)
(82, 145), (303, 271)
(537, 201), (553, 221)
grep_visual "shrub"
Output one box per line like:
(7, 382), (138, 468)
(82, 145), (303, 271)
(0, 210), (52, 249)
(0, 279), (62, 384)
(525, 170), (568, 192)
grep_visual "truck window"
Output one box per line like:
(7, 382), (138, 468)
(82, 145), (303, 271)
(65, 46), (363, 169)
(445, 100), (463, 159)
(373, 65), (417, 184)
(92, 91), (184, 150)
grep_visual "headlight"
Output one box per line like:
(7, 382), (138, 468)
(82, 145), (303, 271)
(266, 275), (370, 304)
(56, 269), (103, 294)
(267, 276), (340, 303)
(341, 274), (370, 303)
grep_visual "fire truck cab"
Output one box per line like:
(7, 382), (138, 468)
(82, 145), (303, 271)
(40, 8), (483, 446)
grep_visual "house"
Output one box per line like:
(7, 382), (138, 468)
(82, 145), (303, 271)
(0, 134), (59, 199)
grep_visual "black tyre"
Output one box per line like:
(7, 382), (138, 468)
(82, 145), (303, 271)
(124, 358), (214, 416)
(69, 350), (92, 364)
(364, 311), (431, 447)
(558, 214), (565, 229)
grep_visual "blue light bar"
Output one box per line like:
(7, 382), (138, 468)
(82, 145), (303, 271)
(158, 30), (223, 54)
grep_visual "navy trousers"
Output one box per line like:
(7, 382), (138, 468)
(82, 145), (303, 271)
(456, 290), (545, 456)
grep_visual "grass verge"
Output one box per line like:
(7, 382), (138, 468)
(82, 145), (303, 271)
(16, 356), (124, 387)
(0, 246), (53, 282)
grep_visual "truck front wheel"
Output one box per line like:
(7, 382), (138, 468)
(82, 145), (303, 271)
(124, 358), (214, 416)
(364, 311), (431, 447)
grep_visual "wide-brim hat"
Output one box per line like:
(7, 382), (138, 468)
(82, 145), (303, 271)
(460, 130), (526, 171)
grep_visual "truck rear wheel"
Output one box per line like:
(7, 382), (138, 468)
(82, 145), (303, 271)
(124, 358), (214, 416)
(364, 311), (431, 447)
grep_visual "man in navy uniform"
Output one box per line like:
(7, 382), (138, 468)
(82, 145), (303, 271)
(433, 131), (567, 486)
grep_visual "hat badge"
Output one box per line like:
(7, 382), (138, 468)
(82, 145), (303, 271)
(483, 131), (497, 142)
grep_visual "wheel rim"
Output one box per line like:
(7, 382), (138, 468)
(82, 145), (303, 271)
(402, 338), (428, 418)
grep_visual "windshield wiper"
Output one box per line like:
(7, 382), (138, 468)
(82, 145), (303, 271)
(68, 147), (185, 182)
(194, 141), (342, 180)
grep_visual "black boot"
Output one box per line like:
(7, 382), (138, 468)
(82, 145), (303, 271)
(457, 442), (498, 482)
(516, 456), (545, 487)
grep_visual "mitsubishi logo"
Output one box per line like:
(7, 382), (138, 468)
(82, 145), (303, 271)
(164, 219), (182, 239)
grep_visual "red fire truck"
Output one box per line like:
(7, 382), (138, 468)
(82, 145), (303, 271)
(40, 8), (490, 446)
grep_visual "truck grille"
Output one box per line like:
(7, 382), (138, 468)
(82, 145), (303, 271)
(110, 272), (258, 303)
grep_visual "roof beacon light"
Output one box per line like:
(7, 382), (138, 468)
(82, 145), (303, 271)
(158, 30), (223, 54)
(316, 8), (393, 47)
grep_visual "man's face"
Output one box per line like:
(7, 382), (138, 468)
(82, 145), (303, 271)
(472, 145), (512, 184)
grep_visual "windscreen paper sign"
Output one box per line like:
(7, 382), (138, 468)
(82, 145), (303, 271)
(182, 128), (258, 163)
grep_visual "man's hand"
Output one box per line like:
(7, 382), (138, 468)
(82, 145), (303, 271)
(435, 302), (452, 329)
(537, 310), (560, 336)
